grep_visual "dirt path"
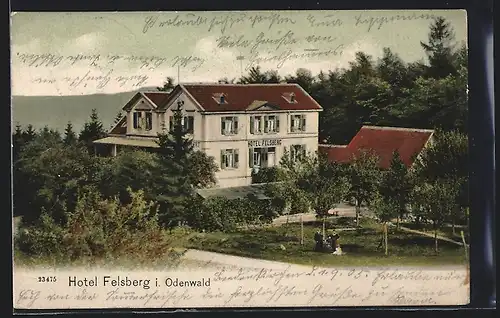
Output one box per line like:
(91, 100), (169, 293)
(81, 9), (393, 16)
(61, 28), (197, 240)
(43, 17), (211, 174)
(394, 225), (468, 247)
(181, 249), (465, 270)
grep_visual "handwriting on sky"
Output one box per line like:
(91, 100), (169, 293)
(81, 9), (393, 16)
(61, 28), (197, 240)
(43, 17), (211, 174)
(15, 266), (468, 308)
(14, 11), (438, 93)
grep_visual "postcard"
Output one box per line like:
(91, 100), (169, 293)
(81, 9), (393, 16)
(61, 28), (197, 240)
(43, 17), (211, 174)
(11, 10), (470, 309)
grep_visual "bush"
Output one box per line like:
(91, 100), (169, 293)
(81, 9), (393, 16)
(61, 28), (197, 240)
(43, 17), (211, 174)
(15, 187), (180, 266)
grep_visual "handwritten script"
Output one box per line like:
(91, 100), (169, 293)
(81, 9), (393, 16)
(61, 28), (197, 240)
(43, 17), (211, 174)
(12, 11), (442, 94)
(14, 265), (469, 309)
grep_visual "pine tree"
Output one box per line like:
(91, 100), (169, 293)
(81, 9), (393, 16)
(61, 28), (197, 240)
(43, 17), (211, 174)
(111, 111), (124, 129)
(79, 109), (106, 153)
(154, 100), (195, 228)
(63, 122), (78, 145)
(23, 124), (37, 143)
(157, 77), (176, 92)
(420, 17), (457, 79)
(12, 123), (24, 163)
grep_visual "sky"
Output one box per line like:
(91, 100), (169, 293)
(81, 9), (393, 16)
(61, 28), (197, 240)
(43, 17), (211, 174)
(10, 10), (467, 96)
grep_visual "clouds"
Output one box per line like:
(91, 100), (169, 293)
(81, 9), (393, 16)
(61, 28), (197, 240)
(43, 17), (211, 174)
(10, 11), (467, 96)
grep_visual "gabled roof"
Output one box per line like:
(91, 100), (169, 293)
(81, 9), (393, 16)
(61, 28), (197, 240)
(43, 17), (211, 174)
(178, 83), (322, 112)
(122, 92), (171, 111)
(109, 116), (127, 135)
(319, 126), (434, 169)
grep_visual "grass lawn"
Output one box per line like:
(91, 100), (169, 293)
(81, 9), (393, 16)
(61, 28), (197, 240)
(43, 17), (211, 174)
(184, 217), (468, 267)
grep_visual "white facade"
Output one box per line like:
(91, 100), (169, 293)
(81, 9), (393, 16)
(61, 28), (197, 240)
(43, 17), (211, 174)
(97, 85), (322, 188)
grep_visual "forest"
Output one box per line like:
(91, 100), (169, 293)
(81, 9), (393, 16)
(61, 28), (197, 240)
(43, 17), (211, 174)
(12, 17), (469, 265)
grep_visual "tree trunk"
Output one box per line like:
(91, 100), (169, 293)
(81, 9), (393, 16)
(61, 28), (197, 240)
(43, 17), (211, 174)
(355, 202), (360, 227)
(384, 222), (388, 256)
(322, 216), (326, 241)
(434, 225), (439, 254)
(300, 214), (304, 245)
(396, 216), (400, 230)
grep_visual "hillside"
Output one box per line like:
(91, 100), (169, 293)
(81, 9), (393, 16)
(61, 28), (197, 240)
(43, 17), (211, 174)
(11, 87), (158, 133)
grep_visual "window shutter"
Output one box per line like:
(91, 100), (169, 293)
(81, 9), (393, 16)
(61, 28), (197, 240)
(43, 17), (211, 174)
(169, 116), (173, 131)
(188, 116), (194, 133)
(276, 116), (280, 132)
(234, 149), (239, 168)
(133, 112), (138, 129)
(233, 117), (238, 133)
(249, 148), (254, 168)
(290, 115), (294, 132)
(146, 112), (152, 130)
(264, 117), (269, 133)
(301, 115), (306, 131)
(220, 150), (226, 169)
(221, 118), (226, 135)
(250, 117), (255, 134)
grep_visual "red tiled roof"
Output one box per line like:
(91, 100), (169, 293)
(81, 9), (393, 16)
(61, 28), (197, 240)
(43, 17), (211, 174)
(143, 92), (171, 107)
(181, 83), (322, 112)
(109, 116), (127, 135)
(319, 126), (434, 169)
(122, 92), (171, 111)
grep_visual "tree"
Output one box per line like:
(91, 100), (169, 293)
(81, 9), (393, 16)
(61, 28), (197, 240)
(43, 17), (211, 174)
(154, 100), (195, 228)
(110, 111), (124, 129)
(15, 136), (98, 225)
(412, 180), (458, 253)
(187, 151), (218, 188)
(239, 66), (282, 84)
(370, 194), (398, 255)
(157, 77), (176, 92)
(63, 122), (78, 145)
(269, 150), (349, 238)
(79, 109), (106, 153)
(420, 17), (457, 79)
(285, 68), (315, 92)
(413, 130), (468, 234)
(101, 149), (160, 203)
(346, 150), (381, 227)
(12, 123), (25, 162)
(379, 151), (415, 229)
(298, 153), (349, 237)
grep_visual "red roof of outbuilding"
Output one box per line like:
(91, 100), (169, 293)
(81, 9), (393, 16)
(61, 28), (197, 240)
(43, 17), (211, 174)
(319, 126), (434, 169)
(181, 83), (322, 112)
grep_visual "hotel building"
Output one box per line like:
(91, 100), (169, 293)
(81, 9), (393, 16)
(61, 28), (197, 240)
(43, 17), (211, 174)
(93, 83), (323, 188)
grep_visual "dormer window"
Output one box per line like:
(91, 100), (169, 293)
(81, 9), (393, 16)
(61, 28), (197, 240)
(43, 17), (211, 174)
(282, 92), (297, 104)
(213, 93), (227, 104)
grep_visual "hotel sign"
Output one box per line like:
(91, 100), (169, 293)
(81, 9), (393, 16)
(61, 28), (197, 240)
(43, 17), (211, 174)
(248, 139), (282, 148)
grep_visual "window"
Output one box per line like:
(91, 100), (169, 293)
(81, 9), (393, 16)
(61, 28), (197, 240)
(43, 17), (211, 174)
(290, 144), (306, 162)
(213, 93), (228, 104)
(249, 147), (276, 168)
(183, 116), (194, 134)
(145, 112), (153, 130)
(221, 116), (238, 135)
(250, 116), (263, 134)
(282, 92), (297, 104)
(220, 149), (239, 169)
(169, 115), (194, 134)
(290, 114), (306, 132)
(264, 115), (279, 133)
(250, 115), (280, 134)
(133, 112), (142, 129)
(133, 111), (152, 130)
